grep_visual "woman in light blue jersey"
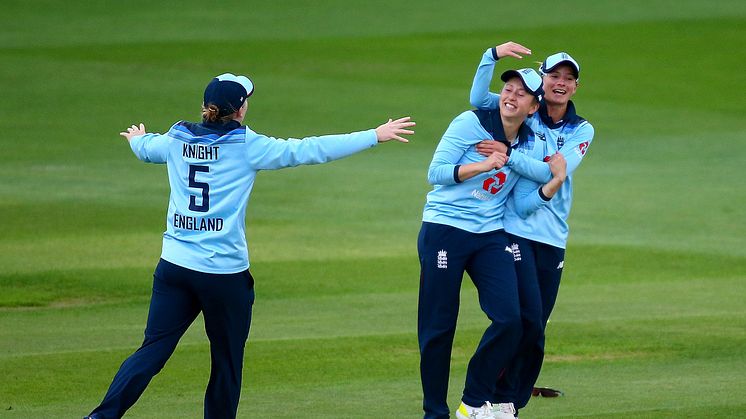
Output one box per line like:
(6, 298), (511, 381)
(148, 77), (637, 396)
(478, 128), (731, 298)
(469, 41), (596, 415)
(417, 67), (567, 419)
(84, 73), (414, 419)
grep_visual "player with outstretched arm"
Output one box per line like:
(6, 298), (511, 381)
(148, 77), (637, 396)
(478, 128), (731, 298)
(417, 67), (566, 419)
(84, 73), (414, 419)
(470, 41), (596, 416)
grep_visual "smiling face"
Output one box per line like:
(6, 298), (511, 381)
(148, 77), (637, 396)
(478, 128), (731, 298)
(542, 63), (578, 106)
(499, 77), (540, 120)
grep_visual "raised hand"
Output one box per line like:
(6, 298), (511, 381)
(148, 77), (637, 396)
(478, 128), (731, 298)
(495, 41), (532, 60)
(375, 117), (416, 143)
(120, 123), (146, 142)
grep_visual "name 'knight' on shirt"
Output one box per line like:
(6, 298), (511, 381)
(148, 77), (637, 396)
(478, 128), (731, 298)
(183, 143), (219, 160)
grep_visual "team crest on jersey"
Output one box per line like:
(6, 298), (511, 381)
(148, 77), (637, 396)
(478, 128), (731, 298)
(556, 136), (565, 149)
(536, 132), (546, 141)
(437, 250), (448, 269)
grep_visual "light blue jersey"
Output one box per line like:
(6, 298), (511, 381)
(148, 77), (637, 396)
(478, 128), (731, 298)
(470, 48), (595, 248)
(129, 120), (377, 274)
(422, 111), (549, 233)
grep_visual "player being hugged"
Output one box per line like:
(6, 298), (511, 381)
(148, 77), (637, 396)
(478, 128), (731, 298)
(84, 73), (414, 419)
(417, 67), (566, 419)
(470, 41), (596, 416)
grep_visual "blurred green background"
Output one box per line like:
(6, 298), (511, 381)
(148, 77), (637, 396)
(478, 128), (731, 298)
(1, 1), (745, 417)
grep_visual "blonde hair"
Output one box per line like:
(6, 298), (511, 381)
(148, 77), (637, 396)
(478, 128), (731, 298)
(201, 103), (236, 124)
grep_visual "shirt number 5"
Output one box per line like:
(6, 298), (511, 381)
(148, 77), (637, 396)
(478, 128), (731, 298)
(188, 164), (210, 212)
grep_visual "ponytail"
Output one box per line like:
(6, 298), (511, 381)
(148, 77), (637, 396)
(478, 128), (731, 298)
(201, 103), (236, 124)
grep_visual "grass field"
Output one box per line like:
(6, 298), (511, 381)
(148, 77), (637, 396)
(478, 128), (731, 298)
(2, 1), (746, 417)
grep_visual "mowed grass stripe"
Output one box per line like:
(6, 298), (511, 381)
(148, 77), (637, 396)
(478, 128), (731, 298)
(2, 272), (742, 361)
(3, 245), (744, 306)
(2, 329), (743, 417)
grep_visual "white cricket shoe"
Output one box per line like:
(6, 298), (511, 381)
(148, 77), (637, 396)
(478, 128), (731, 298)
(493, 402), (517, 418)
(456, 401), (498, 419)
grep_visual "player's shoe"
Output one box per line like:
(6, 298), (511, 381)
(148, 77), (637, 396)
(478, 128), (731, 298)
(493, 402), (517, 418)
(456, 401), (512, 419)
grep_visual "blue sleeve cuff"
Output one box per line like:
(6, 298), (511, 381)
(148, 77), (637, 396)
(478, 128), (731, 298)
(454, 165), (462, 183)
(491, 47), (499, 61)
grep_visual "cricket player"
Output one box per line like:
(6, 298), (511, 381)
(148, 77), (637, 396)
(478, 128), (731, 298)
(469, 41), (596, 415)
(417, 67), (567, 419)
(84, 73), (414, 419)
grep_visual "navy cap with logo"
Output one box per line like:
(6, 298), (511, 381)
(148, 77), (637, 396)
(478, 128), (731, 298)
(540, 52), (580, 79)
(500, 68), (544, 100)
(203, 73), (255, 117)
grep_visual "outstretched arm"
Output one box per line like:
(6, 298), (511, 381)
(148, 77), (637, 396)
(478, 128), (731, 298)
(247, 116), (415, 170)
(121, 122), (169, 164)
(374, 117), (416, 143)
(120, 123), (146, 142)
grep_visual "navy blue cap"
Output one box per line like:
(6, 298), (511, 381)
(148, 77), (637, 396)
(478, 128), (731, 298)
(500, 68), (544, 100)
(203, 73), (254, 117)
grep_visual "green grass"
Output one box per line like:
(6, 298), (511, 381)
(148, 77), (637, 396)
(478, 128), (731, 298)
(2, 1), (746, 417)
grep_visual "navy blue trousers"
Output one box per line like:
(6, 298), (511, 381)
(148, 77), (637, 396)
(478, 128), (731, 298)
(89, 259), (255, 419)
(493, 234), (564, 409)
(418, 222), (522, 419)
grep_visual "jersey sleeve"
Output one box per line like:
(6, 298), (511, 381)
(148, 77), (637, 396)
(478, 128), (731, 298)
(129, 133), (169, 164)
(559, 121), (595, 176)
(511, 176), (551, 218)
(427, 112), (482, 186)
(244, 128), (378, 170)
(469, 48), (501, 110)
(506, 149), (553, 183)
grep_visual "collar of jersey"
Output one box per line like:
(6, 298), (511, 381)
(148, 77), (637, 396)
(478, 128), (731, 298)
(537, 100), (577, 129)
(490, 109), (534, 147)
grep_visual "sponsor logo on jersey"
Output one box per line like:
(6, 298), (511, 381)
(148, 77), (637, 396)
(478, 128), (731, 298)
(482, 171), (507, 195)
(471, 189), (493, 201)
